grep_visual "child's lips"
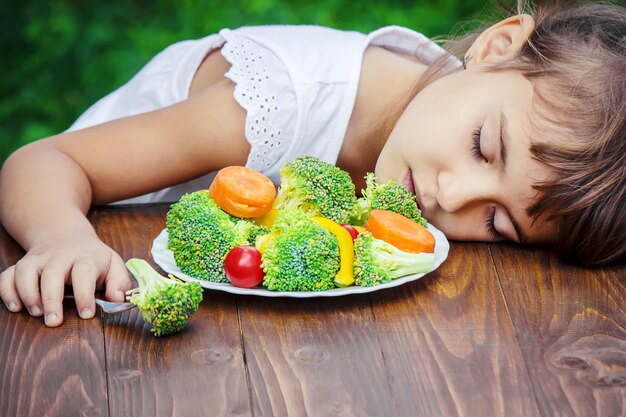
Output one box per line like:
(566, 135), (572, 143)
(402, 169), (415, 195)
(403, 169), (425, 213)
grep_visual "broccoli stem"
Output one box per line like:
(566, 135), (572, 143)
(384, 251), (435, 279)
(373, 239), (435, 279)
(126, 258), (180, 290)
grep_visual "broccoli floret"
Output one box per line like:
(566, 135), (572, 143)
(270, 206), (312, 233)
(261, 208), (340, 291)
(247, 223), (272, 245)
(350, 173), (426, 227)
(273, 155), (357, 224)
(125, 258), (203, 336)
(353, 232), (435, 287)
(166, 191), (265, 282)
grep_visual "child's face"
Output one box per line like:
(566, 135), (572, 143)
(376, 68), (556, 244)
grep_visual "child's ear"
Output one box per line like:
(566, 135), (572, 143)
(465, 14), (536, 67)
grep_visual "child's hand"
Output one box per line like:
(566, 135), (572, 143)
(0, 235), (131, 327)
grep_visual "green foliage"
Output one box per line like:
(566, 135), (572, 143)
(261, 208), (340, 291)
(1, 0), (494, 163)
(350, 172), (427, 227)
(166, 191), (265, 282)
(353, 231), (435, 286)
(273, 155), (357, 224)
(125, 258), (203, 336)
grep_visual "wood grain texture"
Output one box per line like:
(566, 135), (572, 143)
(491, 244), (626, 417)
(94, 205), (252, 417)
(238, 295), (394, 417)
(0, 224), (109, 417)
(370, 242), (541, 417)
(2, 203), (626, 417)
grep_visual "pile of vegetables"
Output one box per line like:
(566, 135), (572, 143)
(165, 155), (437, 291)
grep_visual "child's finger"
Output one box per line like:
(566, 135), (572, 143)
(104, 255), (131, 302)
(40, 260), (70, 327)
(70, 259), (98, 319)
(0, 266), (23, 312)
(14, 259), (44, 317)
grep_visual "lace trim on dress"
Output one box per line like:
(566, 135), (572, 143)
(221, 35), (296, 172)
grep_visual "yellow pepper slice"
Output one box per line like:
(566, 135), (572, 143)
(314, 216), (354, 287)
(353, 225), (366, 234)
(255, 232), (279, 254)
(254, 208), (279, 228)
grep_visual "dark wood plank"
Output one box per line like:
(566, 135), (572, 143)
(491, 244), (626, 417)
(238, 294), (395, 416)
(94, 205), (252, 417)
(0, 223), (109, 417)
(370, 242), (542, 416)
(5, 200), (623, 417)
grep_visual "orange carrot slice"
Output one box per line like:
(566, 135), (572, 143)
(209, 166), (276, 218)
(366, 209), (435, 253)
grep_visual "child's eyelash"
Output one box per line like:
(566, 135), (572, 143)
(471, 127), (487, 162)
(485, 207), (501, 239)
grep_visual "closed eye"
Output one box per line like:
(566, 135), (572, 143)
(471, 127), (487, 162)
(485, 207), (502, 240)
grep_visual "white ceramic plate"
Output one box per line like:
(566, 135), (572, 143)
(151, 224), (449, 298)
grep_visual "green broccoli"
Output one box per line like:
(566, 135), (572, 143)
(261, 208), (340, 291)
(353, 231), (435, 287)
(272, 155), (357, 224)
(125, 258), (203, 337)
(350, 172), (427, 227)
(166, 191), (268, 282)
(247, 223), (272, 245)
(269, 205), (312, 233)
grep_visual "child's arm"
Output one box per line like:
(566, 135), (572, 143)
(0, 76), (249, 326)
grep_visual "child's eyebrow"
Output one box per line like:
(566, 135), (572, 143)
(508, 209), (528, 244)
(500, 111), (528, 244)
(500, 111), (510, 171)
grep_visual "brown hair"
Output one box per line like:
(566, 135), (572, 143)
(510, 1), (625, 266)
(389, 0), (624, 266)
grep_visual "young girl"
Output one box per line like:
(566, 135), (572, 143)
(0, 1), (624, 327)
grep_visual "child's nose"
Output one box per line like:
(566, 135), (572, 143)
(436, 171), (496, 213)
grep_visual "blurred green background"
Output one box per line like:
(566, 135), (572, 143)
(0, 0), (498, 163)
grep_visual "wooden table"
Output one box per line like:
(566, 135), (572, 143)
(0, 204), (624, 417)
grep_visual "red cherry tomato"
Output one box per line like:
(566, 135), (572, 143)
(340, 224), (360, 241)
(224, 246), (265, 288)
